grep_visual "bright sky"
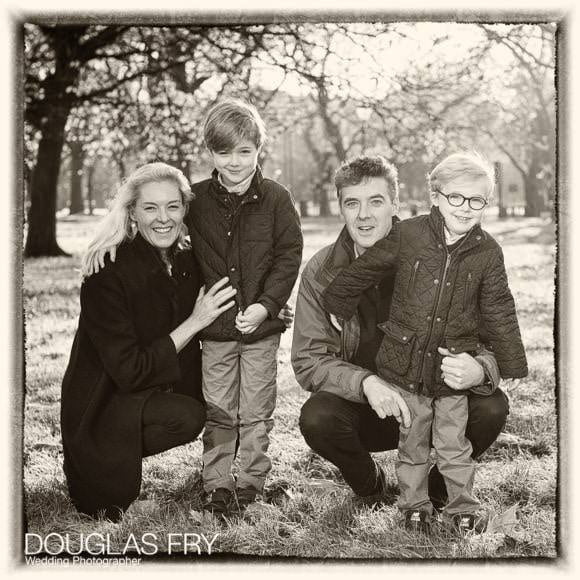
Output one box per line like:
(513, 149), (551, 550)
(250, 21), (528, 100)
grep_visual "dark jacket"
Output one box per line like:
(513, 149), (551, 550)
(60, 234), (203, 518)
(323, 207), (527, 396)
(187, 166), (303, 343)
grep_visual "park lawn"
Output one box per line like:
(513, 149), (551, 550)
(22, 213), (558, 560)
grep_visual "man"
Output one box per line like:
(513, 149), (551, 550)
(291, 155), (508, 505)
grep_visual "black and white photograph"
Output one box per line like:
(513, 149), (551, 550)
(6, 0), (574, 573)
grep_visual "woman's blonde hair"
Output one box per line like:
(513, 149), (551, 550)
(81, 162), (193, 278)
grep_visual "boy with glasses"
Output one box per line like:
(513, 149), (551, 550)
(322, 151), (527, 533)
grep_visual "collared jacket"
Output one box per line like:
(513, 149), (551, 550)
(322, 207), (527, 397)
(188, 166), (303, 343)
(292, 223), (501, 403)
(60, 234), (203, 518)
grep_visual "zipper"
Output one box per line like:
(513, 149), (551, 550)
(418, 229), (475, 384)
(464, 272), (472, 311)
(226, 195), (253, 311)
(407, 260), (420, 298)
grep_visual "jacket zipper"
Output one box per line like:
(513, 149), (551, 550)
(417, 229), (475, 386)
(407, 260), (420, 297)
(416, 251), (451, 383)
(464, 272), (472, 311)
(226, 194), (255, 312)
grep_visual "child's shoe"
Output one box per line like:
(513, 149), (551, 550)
(203, 488), (233, 517)
(235, 486), (262, 512)
(404, 509), (432, 534)
(452, 512), (487, 534)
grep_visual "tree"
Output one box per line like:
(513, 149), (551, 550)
(24, 23), (261, 256)
(474, 24), (556, 217)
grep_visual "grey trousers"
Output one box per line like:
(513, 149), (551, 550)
(396, 389), (480, 516)
(201, 334), (280, 493)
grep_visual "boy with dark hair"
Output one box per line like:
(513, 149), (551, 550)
(190, 99), (303, 516)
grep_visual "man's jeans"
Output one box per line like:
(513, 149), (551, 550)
(299, 389), (509, 497)
(202, 334), (280, 493)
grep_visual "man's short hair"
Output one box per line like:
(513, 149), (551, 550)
(334, 155), (399, 202)
(428, 151), (495, 197)
(203, 98), (267, 152)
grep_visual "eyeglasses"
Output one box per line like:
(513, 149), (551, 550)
(434, 189), (488, 211)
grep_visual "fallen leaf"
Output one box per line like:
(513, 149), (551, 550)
(127, 499), (159, 516)
(486, 503), (520, 534)
(188, 509), (205, 524)
(303, 478), (345, 495)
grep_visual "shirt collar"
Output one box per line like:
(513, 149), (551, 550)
(217, 169), (256, 195)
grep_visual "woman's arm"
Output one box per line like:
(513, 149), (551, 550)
(170, 277), (236, 352)
(81, 272), (235, 392)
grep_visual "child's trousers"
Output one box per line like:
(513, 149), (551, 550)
(396, 389), (480, 516)
(201, 334), (280, 493)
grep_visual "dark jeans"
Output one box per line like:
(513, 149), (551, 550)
(142, 391), (206, 457)
(299, 389), (509, 497)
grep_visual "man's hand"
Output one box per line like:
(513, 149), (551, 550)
(438, 347), (485, 390)
(235, 303), (269, 334)
(362, 375), (411, 427)
(278, 303), (294, 329)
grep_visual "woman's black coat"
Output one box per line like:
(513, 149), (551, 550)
(60, 234), (203, 518)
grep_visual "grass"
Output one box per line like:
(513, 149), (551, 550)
(22, 212), (558, 561)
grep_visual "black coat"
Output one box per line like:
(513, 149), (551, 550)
(60, 234), (203, 518)
(187, 166), (303, 342)
(323, 206), (528, 396)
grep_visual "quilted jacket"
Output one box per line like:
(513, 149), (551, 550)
(187, 166), (303, 343)
(322, 206), (528, 396)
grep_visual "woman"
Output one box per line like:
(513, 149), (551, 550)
(61, 162), (236, 521)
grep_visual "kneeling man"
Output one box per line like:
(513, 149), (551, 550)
(291, 155), (508, 504)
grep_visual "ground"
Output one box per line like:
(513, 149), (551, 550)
(22, 212), (557, 560)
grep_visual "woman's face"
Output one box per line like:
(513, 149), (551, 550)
(130, 180), (186, 252)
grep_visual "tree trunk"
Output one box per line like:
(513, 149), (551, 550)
(317, 186), (331, 217)
(86, 160), (96, 215)
(68, 141), (85, 214)
(299, 200), (309, 217)
(523, 174), (544, 217)
(24, 109), (71, 257)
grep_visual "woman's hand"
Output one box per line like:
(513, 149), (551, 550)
(190, 277), (237, 330)
(278, 303), (294, 329)
(438, 347), (485, 390)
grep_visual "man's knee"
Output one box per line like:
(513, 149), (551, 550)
(469, 388), (509, 430)
(467, 388), (509, 457)
(299, 393), (347, 444)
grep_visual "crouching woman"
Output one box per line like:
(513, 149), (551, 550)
(61, 162), (236, 521)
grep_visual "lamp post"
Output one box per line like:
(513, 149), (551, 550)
(356, 106), (373, 152)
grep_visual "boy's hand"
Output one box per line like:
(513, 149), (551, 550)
(362, 375), (411, 428)
(278, 303), (294, 328)
(88, 245), (117, 275)
(235, 303), (268, 334)
(438, 347), (485, 390)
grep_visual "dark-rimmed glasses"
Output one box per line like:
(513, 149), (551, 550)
(434, 189), (488, 211)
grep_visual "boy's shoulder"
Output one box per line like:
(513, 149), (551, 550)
(476, 227), (503, 252)
(259, 176), (293, 200)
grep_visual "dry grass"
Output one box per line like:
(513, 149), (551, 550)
(22, 212), (558, 561)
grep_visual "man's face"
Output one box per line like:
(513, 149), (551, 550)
(339, 177), (396, 255)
